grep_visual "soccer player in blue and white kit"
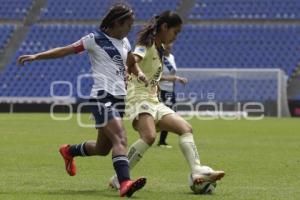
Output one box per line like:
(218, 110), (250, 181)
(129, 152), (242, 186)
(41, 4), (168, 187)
(18, 4), (148, 197)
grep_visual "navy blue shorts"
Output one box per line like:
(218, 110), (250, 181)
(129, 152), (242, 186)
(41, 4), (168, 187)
(160, 90), (176, 110)
(89, 90), (125, 128)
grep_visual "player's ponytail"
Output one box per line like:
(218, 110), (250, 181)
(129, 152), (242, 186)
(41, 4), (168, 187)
(100, 3), (133, 31)
(137, 11), (182, 47)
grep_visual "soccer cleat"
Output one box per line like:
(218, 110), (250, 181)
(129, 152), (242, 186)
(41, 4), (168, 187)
(192, 166), (225, 184)
(119, 177), (147, 197)
(109, 174), (120, 190)
(59, 144), (76, 176)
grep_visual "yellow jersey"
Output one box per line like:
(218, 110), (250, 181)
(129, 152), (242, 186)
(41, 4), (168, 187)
(127, 44), (164, 103)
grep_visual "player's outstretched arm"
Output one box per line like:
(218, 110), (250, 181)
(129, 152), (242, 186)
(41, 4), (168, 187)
(176, 76), (188, 84)
(161, 75), (188, 85)
(18, 44), (76, 66)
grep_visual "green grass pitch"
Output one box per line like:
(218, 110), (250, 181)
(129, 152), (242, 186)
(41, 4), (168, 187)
(0, 113), (299, 200)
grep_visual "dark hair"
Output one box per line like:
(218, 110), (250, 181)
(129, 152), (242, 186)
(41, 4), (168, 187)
(137, 11), (182, 47)
(100, 3), (133, 31)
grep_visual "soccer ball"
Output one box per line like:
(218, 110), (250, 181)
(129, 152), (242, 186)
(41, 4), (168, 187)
(188, 174), (217, 194)
(189, 176), (217, 194)
(188, 166), (217, 194)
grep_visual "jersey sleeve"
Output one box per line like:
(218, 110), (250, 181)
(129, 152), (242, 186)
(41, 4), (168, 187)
(133, 45), (147, 58)
(170, 54), (177, 69)
(72, 33), (95, 53)
(123, 37), (132, 53)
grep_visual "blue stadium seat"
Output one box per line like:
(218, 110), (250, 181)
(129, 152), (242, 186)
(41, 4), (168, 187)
(0, 22), (297, 102)
(127, 0), (180, 20)
(189, 0), (300, 20)
(0, 0), (33, 20)
(39, 0), (180, 20)
(39, 0), (110, 20)
(0, 25), (15, 51)
(0, 25), (95, 98)
(173, 25), (300, 76)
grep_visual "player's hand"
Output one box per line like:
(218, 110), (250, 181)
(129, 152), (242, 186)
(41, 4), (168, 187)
(125, 73), (132, 90)
(176, 76), (188, 85)
(137, 71), (149, 87)
(18, 54), (37, 66)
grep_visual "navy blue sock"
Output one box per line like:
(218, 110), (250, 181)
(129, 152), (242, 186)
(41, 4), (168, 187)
(69, 142), (89, 157)
(159, 131), (168, 144)
(112, 155), (130, 184)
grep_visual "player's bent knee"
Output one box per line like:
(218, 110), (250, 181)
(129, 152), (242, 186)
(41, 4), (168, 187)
(187, 126), (193, 134)
(120, 137), (128, 148)
(143, 134), (156, 146)
(181, 124), (193, 134)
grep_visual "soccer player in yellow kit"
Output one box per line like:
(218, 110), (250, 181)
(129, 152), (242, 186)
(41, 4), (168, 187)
(110, 10), (225, 191)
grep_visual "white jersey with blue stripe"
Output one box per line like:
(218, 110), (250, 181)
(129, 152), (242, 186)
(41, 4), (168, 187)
(159, 54), (177, 92)
(74, 33), (131, 97)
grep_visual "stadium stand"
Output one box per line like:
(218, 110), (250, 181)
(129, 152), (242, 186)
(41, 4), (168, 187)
(173, 24), (300, 76)
(127, 0), (181, 20)
(0, 25), (15, 51)
(0, 23), (296, 102)
(0, 25), (93, 98)
(174, 71), (278, 102)
(0, 0), (298, 115)
(0, 24), (142, 99)
(189, 0), (300, 20)
(39, 0), (181, 20)
(39, 0), (111, 20)
(0, 0), (33, 20)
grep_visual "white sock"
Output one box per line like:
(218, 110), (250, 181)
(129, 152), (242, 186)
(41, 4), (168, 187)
(179, 133), (202, 173)
(127, 139), (150, 169)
